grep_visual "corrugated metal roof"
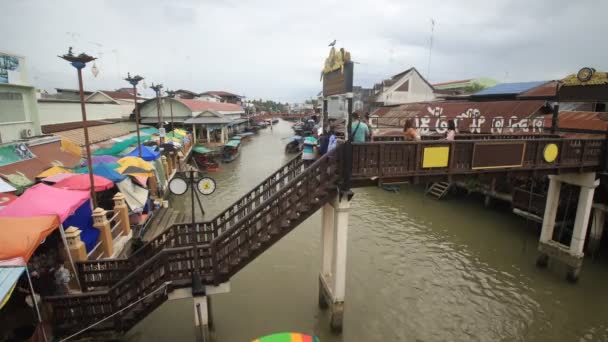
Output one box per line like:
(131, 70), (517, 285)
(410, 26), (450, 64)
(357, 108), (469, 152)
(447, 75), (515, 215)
(377, 100), (547, 134)
(518, 81), (558, 98)
(42, 120), (120, 134)
(473, 81), (549, 96)
(0, 141), (81, 182)
(177, 99), (243, 112)
(543, 111), (608, 131)
(52, 122), (143, 146)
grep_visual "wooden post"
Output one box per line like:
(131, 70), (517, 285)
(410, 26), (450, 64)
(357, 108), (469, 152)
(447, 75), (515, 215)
(92, 208), (113, 258)
(162, 155), (171, 179)
(149, 175), (159, 198)
(65, 226), (87, 262)
(113, 192), (131, 236)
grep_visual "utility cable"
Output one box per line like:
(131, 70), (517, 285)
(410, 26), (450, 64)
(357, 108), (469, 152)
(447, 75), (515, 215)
(59, 281), (171, 342)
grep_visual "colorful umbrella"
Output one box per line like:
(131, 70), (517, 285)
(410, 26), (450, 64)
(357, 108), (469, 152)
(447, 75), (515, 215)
(117, 156), (155, 170)
(53, 174), (114, 192)
(36, 166), (72, 178)
(80, 155), (119, 167)
(252, 333), (319, 342)
(42, 173), (74, 184)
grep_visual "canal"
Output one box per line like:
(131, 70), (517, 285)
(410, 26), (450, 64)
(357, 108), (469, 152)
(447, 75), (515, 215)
(128, 120), (608, 342)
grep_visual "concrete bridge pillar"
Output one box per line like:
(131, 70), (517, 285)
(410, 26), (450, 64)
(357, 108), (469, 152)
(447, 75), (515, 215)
(319, 195), (350, 333)
(537, 172), (599, 282)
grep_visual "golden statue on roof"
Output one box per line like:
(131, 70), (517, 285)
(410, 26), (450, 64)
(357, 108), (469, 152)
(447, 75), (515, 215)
(321, 46), (351, 80)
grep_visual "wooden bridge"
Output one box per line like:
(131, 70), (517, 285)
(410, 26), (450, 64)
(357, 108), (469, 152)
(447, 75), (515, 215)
(45, 136), (606, 338)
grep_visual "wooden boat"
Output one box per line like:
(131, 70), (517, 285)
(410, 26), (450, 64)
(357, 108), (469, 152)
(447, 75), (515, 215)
(192, 145), (220, 171)
(237, 132), (255, 141)
(222, 139), (241, 163)
(285, 135), (303, 154)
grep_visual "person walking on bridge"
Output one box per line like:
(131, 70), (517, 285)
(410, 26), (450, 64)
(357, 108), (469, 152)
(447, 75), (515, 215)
(350, 112), (370, 143)
(403, 119), (420, 141)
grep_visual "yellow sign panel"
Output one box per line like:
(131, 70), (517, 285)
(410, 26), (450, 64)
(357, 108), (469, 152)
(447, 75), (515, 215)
(422, 146), (450, 168)
(543, 143), (559, 163)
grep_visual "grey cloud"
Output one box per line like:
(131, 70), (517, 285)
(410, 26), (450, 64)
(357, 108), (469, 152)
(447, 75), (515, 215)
(1, 0), (607, 101)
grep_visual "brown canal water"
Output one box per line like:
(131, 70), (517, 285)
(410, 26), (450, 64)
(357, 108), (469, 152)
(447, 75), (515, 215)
(127, 120), (608, 342)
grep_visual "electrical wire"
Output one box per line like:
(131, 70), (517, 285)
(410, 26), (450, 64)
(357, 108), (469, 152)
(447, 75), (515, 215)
(59, 281), (171, 342)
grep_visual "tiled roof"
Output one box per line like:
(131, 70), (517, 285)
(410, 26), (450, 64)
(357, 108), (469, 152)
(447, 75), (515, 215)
(177, 99), (243, 112)
(52, 122), (146, 146)
(473, 81), (549, 96)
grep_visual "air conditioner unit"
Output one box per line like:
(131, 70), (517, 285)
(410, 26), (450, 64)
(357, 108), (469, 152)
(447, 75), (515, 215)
(20, 128), (33, 139)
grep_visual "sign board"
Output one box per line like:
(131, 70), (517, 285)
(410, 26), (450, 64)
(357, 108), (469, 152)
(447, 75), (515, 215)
(323, 62), (354, 97)
(0, 53), (23, 85)
(159, 127), (166, 137)
(472, 142), (525, 170)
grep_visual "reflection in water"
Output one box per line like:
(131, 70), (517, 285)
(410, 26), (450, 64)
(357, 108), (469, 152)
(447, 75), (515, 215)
(128, 120), (608, 342)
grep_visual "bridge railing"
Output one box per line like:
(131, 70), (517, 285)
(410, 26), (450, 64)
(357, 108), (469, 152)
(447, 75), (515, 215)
(211, 146), (341, 282)
(75, 154), (305, 290)
(352, 138), (604, 180)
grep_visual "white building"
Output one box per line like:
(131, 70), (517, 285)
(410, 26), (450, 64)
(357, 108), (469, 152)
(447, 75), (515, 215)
(37, 89), (146, 129)
(0, 51), (42, 142)
(373, 67), (435, 106)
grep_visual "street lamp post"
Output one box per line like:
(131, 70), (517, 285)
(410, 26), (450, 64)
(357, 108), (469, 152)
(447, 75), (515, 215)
(150, 83), (164, 144)
(166, 89), (176, 134)
(125, 73), (144, 157)
(59, 48), (98, 208)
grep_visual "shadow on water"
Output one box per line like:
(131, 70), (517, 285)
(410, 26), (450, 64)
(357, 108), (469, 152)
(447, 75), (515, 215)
(127, 120), (608, 342)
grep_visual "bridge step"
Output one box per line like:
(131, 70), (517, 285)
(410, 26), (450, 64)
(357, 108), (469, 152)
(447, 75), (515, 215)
(425, 182), (451, 200)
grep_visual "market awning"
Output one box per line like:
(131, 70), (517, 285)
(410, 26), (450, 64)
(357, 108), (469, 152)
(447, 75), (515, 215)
(80, 155), (119, 167)
(36, 166), (72, 179)
(116, 156), (155, 177)
(0, 183), (89, 222)
(224, 140), (240, 148)
(74, 163), (126, 183)
(125, 145), (161, 161)
(0, 265), (25, 310)
(193, 146), (214, 154)
(0, 216), (60, 261)
(53, 174), (114, 192)
(116, 178), (149, 211)
(0, 178), (16, 193)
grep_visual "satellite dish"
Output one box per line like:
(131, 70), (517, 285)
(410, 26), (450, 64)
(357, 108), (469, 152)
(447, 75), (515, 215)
(168, 177), (188, 195)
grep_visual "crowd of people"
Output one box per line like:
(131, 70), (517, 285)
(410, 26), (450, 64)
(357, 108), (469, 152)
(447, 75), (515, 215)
(299, 112), (457, 166)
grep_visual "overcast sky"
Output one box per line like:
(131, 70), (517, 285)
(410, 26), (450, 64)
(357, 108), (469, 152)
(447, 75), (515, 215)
(2, 0), (607, 102)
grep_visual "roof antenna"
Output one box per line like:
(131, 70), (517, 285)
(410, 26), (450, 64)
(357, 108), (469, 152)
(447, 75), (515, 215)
(425, 18), (435, 101)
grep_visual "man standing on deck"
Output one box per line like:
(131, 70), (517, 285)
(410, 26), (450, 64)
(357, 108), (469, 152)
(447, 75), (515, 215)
(350, 112), (370, 143)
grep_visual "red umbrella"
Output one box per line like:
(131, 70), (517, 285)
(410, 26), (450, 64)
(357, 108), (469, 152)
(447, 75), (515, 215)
(53, 174), (114, 192)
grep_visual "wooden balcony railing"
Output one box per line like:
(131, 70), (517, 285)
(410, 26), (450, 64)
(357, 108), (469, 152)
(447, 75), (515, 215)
(352, 138), (604, 181)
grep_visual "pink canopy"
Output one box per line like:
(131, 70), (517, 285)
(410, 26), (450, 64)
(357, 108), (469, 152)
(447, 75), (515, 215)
(0, 183), (89, 222)
(53, 174), (114, 192)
